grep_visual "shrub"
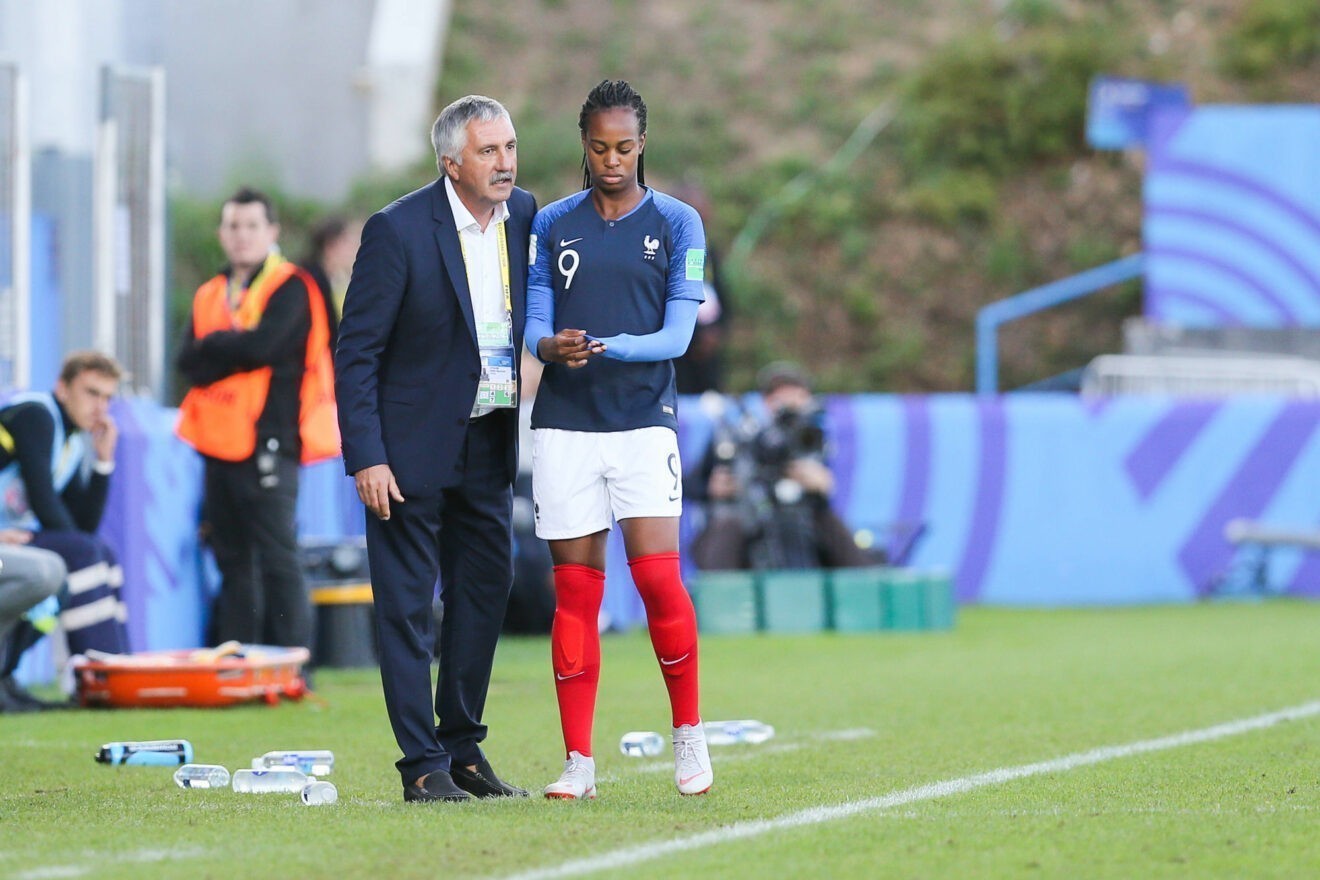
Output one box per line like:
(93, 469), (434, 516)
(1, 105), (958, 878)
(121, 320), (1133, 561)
(896, 170), (999, 226)
(897, 22), (1121, 178)
(1221, 0), (1320, 79)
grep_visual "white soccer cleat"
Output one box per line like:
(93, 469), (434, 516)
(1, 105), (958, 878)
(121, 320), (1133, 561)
(544, 750), (597, 800)
(673, 722), (714, 795)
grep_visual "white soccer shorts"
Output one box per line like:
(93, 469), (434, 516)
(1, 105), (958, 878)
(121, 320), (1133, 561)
(531, 426), (683, 540)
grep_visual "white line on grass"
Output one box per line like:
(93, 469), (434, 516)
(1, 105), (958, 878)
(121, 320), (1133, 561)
(630, 726), (874, 774)
(632, 741), (801, 774)
(13, 847), (205, 880)
(817, 727), (877, 741)
(498, 700), (1320, 880)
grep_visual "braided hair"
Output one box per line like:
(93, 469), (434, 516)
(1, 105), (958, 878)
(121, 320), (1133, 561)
(578, 79), (647, 190)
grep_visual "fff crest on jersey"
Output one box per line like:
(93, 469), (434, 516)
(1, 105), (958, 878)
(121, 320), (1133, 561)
(642, 235), (659, 260)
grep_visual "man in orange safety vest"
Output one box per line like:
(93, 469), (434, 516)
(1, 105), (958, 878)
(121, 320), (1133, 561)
(176, 187), (338, 652)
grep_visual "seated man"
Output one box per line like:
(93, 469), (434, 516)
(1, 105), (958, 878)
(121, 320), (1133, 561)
(0, 351), (129, 697)
(0, 535), (67, 712)
(690, 362), (867, 571)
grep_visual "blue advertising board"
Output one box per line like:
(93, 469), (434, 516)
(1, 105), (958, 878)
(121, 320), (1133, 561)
(1087, 76), (1191, 150)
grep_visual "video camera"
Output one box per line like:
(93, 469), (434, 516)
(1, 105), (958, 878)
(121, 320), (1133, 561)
(705, 399), (832, 569)
(750, 403), (827, 474)
(710, 400), (828, 510)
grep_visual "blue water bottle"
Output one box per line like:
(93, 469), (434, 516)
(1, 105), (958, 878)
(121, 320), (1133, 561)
(95, 739), (194, 766)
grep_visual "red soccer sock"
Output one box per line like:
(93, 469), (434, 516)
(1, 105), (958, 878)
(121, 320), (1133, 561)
(551, 563), (605, 757)
(628, 552), (701, 728)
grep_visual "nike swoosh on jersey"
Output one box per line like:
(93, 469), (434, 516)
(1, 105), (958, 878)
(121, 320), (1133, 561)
(559, 237), (584, 247)
(659, 653), (690, 666)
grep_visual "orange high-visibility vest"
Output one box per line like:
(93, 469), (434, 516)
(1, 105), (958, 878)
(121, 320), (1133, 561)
(177, 259), (340, 464)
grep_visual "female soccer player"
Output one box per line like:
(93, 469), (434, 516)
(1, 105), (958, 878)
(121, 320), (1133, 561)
(525, 80), (712, 799)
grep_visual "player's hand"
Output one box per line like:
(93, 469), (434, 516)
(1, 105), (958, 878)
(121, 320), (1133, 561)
(91, 412), (118, 464)
(355, 464), (405, 521)
(539, 329), (603, 369)
(0, 528), (33, 545)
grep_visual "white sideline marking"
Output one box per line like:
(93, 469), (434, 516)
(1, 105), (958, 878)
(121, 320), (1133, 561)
(499, 700), (1320, 880)
(633, 742), (801, 775)
(632, 726), (875, 773)
(817, 727), (876, 741)
(14, 848), (204, 880)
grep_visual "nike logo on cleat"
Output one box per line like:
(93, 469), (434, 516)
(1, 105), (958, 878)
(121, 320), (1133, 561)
(660, 653), (690, 666)
(678, 773), (707, 786)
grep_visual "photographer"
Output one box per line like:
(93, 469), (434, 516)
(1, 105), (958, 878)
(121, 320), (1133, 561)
(690, 362), (866, 571)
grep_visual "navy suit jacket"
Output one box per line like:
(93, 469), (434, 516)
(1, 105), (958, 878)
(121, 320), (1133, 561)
(335, 179), (537, 496)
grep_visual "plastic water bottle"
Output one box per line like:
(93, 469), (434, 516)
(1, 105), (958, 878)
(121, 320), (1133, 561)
(703, 720), (775, 746)
(231, 767), (311, 793)
(97, 739), (193, 766)
(300, 780), (338, 806)
(252, 749), (334, 776)
(619, 731), (666, 757)
(173, 764), (231, 789)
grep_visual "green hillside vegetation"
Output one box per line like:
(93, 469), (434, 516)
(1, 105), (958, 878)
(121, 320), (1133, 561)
(168, 0), (1320, 396)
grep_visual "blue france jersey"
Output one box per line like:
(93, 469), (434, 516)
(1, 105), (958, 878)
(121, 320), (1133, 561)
(528, 188), (706, 432)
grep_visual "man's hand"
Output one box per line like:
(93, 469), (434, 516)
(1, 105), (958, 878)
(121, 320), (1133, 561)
(91, 412), (118, 465)
(0, 528), (33, 545)
(786, 458), (834, 496)
(355, 464), (405, 521)
(538, 329), (605, 369)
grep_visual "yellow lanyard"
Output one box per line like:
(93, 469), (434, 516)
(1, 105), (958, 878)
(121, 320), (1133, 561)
(457, 221), (512, 323)
(226, 253), (285, 327)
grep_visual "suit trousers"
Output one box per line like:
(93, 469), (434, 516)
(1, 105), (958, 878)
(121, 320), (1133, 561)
(203, 454), (311, 650)
(368, 413), (514, 785)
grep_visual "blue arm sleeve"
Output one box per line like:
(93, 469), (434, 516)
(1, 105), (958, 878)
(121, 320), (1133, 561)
(595, 193), (706, 362)
(595, 297), (700, 362)
(524, 213), (555, 361)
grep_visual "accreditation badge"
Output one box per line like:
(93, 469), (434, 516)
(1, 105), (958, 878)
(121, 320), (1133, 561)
(477, 347), (517, 408)
(476, 320), (513, 349)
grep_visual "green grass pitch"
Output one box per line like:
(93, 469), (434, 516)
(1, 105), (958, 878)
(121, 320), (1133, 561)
(2, 601), (1318, 879)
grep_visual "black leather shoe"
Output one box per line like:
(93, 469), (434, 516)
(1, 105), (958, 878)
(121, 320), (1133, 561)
(0, 676), (65, 711)
(450, 757), (530, 798)
(403, 769), (471, 803)
(0, 683), (39, 714)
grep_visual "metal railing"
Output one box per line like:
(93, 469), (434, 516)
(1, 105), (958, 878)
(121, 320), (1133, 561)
(0, 62), (31, 389)
(1080, 353), (1320, 397)
(93, 64), (166, 398)
(975, 253), (1145, 394)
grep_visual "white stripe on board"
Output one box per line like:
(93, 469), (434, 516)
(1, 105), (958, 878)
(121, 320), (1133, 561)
(498, 700), (1320, 880)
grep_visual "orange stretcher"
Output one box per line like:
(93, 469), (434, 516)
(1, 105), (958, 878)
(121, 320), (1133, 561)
(71, 641), (310, 708)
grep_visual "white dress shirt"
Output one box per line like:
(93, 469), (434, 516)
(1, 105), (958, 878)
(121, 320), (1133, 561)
(445, 177), (512, 418)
